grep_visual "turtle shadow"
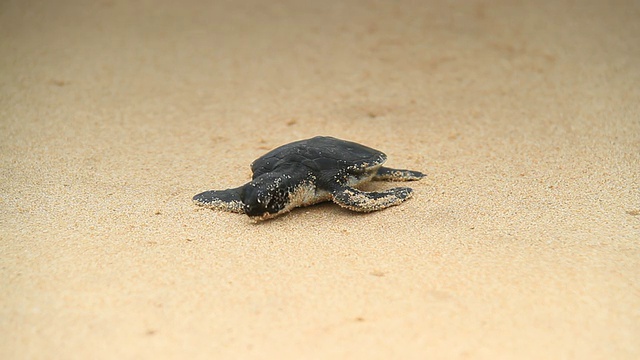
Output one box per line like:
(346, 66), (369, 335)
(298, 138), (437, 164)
(246, 201), (374, 226)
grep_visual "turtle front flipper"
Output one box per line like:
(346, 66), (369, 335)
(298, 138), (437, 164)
(374, 167), (425, 181)
(193, 186), (246, 214)
(331, 186), (413, 212)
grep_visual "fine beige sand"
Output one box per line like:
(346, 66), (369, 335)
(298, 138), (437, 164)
(1, 0), (639, 359)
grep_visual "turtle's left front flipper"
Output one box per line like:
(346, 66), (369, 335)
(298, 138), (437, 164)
(374, 167), (425, 181)
(331, 187), (413, 212)
(193, 186), (246, 213)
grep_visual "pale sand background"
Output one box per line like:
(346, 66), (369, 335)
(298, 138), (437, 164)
(1, 0), (639, 359)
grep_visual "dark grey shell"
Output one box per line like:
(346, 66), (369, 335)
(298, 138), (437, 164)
(250, 136), (386, 178)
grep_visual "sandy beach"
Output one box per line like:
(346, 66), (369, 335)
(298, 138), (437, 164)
(1, 0), (639, 358)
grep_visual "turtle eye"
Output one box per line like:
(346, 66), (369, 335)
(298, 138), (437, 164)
(243, 188), (275, 215)
(243, 175), (285, 216)
(241, 186), (263, 212)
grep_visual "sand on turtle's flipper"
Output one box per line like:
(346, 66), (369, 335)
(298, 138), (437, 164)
(193, 186), (246, 213)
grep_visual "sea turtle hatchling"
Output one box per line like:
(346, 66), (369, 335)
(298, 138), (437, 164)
(193, 136), (425, 220)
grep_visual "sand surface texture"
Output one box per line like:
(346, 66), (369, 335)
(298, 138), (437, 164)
(1, 0), (639, 359)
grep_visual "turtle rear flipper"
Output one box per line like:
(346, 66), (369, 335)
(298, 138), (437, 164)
(374, 167), (425, 181)
(193, 186), (246, 214)
(331, 186), (413, 212)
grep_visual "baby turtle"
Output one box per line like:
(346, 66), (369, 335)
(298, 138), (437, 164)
(193, 136), (425, 220)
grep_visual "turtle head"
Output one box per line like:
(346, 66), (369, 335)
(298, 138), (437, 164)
(242, 174), (289, 219)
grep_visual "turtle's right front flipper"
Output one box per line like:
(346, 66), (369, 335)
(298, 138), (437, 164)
(331, 186), (413, 212)
(193, 186), (246, 214)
